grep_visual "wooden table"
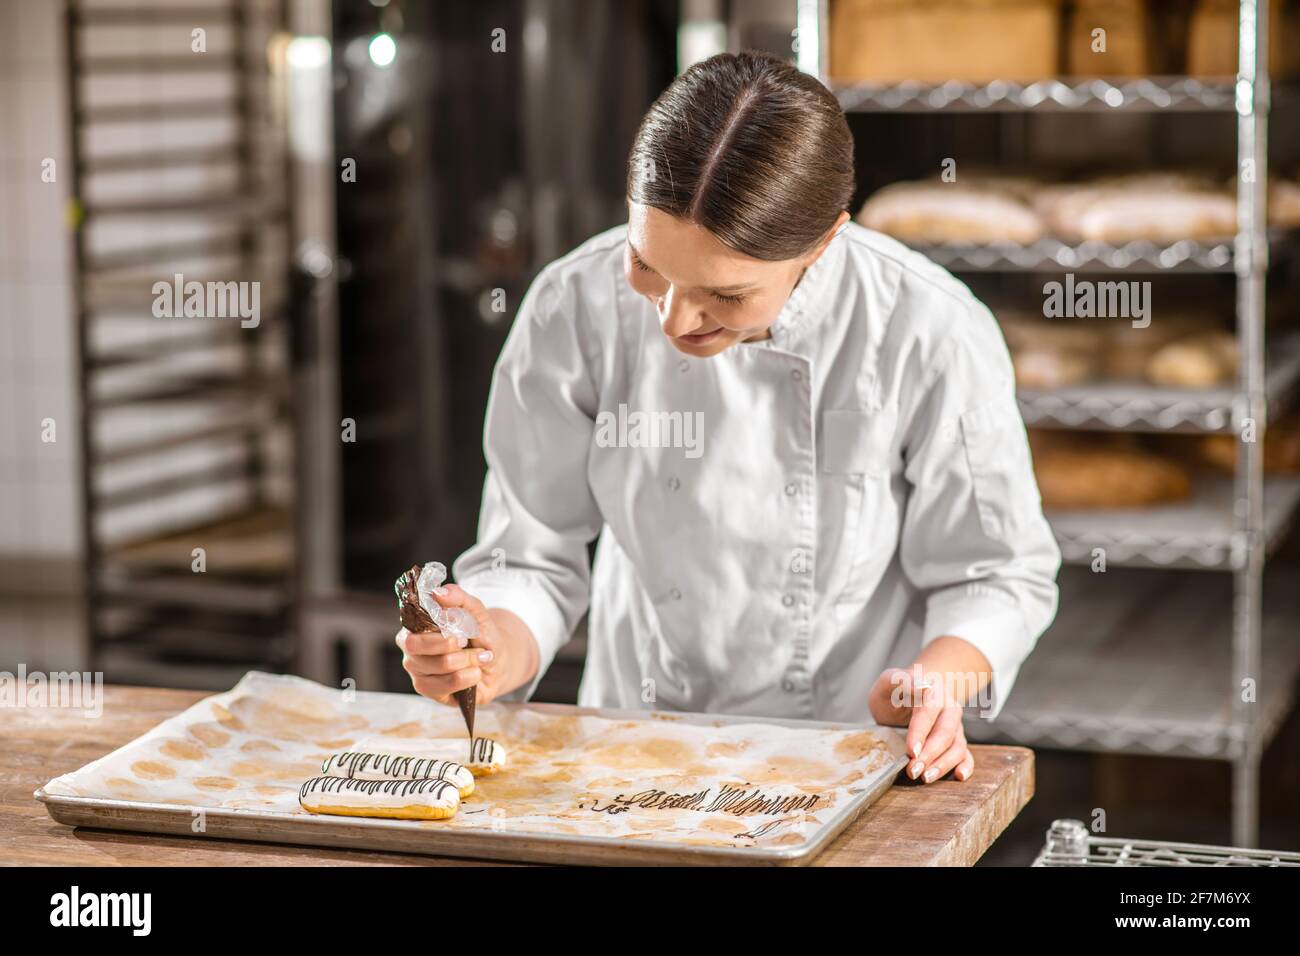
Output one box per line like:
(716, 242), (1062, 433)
(3, 684), (1033, 866)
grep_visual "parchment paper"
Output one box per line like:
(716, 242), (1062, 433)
(44, 672), (903, 852)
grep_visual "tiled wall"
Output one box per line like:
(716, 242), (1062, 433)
(0, 0), (82, 588)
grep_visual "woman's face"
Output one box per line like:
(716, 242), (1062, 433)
(625, 202), (834, 358)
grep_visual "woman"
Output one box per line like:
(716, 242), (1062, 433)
(398, 51), (1060, 786)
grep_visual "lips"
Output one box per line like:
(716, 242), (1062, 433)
(677, 328), (724, 346)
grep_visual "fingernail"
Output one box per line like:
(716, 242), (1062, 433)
(395, 632), (407, 650)
(457, 635), (468, 649)
(909, 760), (924, 779)
(432, 586), (449, 596)
(923, 767), (940, 784)
(477, 650), (493, 663)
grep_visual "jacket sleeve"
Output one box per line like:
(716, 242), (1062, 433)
(452, 270), (603, 701)
(898, 301), (1061, 721)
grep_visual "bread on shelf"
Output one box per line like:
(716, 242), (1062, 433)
(1039, 173), (1236, 243)
(1198, 412), (1300, 475)
(855, 180), (1045, 243)
(1188, 0), (1300, 79)
(859, 170), (1251, 246)
(996, 308), (1235, 391)
(1029, 431), (1194, 509)
(999, 311), (1107, 388)
(829, 0), (1064, 84)
(1145, 330), (1239, 388)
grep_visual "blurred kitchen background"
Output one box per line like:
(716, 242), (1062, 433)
(3, 0), (1300, 860)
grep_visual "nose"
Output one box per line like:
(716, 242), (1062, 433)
(656, 286), (701, 337)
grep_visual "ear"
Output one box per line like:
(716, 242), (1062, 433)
(803, 211), (850, 267)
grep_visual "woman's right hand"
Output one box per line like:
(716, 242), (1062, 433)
(396, 583), (538, 707)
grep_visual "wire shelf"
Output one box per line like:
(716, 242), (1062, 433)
(902, 237), (1235, 273)
(1017, 335), (1300, 433)
(1035, 820), (1300, 866)
(836, 77), (1237, 114)
(964, 566), (1300, 759)
(1046, 477), (1300, 571)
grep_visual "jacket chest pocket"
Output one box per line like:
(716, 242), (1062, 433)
(820, 407), (899, 602)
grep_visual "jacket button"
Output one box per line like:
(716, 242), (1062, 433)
(667, 477), (680, 491)
(678, 359), (689, 372)
(784, 482), (797, 496)
(790, 369), (803, 381)
(670, 587), (682, 600)
(782, 594), (795, 607)
(781, 679), (796, 693)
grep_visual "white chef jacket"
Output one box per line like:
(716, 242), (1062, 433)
(452, 221), (1060, 723)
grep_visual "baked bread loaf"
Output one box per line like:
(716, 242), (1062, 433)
(1199, 413), (1300, 475)
(1188, 0), (1300, 79)
(1103, 314), (1221, 381)
(1270, 176), (1300, 229)
(856, 181), (1044, 243)
(1060, 188), (1235, 242)
(1145, 331), (1239, 388)
(1030, 432), (1193, 508)
(999, 312), (1107, 388)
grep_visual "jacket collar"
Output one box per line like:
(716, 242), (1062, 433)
(758, 222), (849, 350)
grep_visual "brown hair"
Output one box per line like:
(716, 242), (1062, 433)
(626, 50), (855, 261)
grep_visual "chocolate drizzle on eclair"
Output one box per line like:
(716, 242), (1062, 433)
(470, 737), (500, 764)
(322, 752), (466, 782)
(299, 776), (457, 802)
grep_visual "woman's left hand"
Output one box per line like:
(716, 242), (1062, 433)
(868, 666), (975, 785)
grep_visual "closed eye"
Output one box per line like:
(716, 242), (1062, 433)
(631, 246), (748, 304)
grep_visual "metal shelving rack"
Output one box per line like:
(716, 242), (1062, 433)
(797, 0), (1292, 845)
(1035, 818), (1300, 865)
(65, 0), (296, 688)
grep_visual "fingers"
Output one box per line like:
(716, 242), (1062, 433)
(428, 584), (498, 650)
(915, 704), (962, 769)
(396, 624), (493, 705)
(402, 647), (495, 676)
(904, 678), (943, 765)
(905, 700), (960, 781)
(954, 750), (975, 782)
(396, 627), (463, 656)
(406, 664), (484, 703)
(904, 706), (973, 784)
(921, 737), (970, 785)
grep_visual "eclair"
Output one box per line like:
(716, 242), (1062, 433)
(321, 751), (475, 798)
(467, 737), (507, 777)
(299, 776), (460, 820)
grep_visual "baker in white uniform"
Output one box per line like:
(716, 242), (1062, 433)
(398, 51), (1060, 786)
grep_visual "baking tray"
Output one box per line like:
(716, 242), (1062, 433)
(35, 677), (908, 866)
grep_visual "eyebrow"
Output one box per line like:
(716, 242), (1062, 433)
(627, 241), (757, 295)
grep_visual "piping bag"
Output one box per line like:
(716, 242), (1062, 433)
(395, 562), (479, 757)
